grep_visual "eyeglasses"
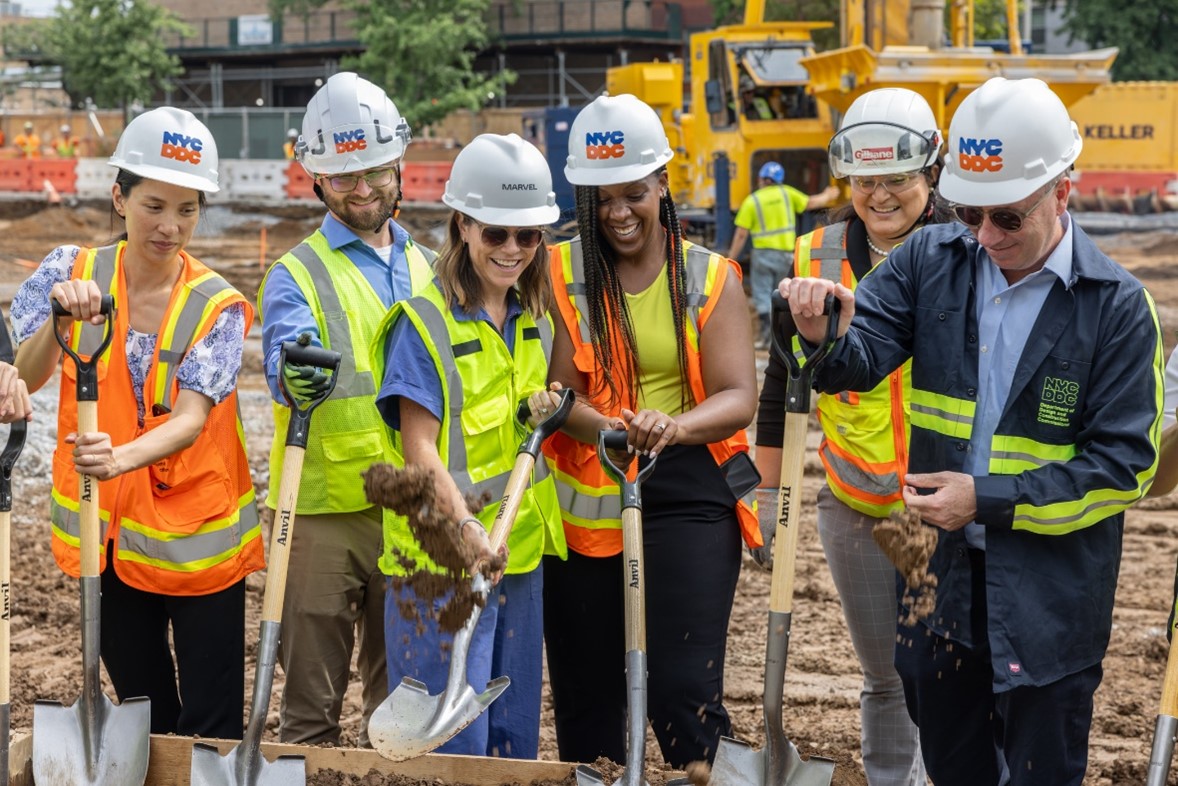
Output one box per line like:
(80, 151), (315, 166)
(321, 167), (395, 193)
(471, 220), (544, 250)
(951, 180), (1060, 233)
(850, 172), (924, 195)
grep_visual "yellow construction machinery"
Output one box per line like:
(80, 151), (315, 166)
(607, 0), (1118, 217)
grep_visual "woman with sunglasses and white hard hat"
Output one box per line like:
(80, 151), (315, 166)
(12, 107), (263, 739)
(755, 86), (948, 786)
(540, 93), (758, 768)
(371, 133), (564, 759)
(779, 76), (1163, 786)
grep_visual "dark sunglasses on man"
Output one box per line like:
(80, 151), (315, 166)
(951, 178), (1060, 233)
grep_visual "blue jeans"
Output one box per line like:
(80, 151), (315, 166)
(750, 248), (793, 318)
(384, 567), (544, 758)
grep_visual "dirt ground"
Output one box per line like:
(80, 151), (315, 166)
(2, 198), (1178, 785)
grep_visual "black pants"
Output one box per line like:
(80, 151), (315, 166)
(895, 548), (1101, 786)
(543, 444), (742, 767)
(100, 561), (246, 739)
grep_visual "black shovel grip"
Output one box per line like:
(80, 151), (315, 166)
(597, 429), (655, 511)
(278, 334), (343, 449)
(769, 290), (842, 414)
(514, 388), (575, 459)
(52, 294), (115, 402)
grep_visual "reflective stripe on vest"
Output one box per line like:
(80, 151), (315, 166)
(374, 283), (562, 575)
(50, 243), (263, 594)
(750, 186), (796, 242)
(546, 239), (760, 553)
(261, 233), (436, 514)
(797, 222), (911, 517)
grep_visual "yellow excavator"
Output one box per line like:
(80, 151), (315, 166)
(606, 0), (1118, 216)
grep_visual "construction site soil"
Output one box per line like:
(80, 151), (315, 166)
(1, 199), (1178, 784)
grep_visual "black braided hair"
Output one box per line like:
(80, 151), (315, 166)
(574, 171), (692, 412)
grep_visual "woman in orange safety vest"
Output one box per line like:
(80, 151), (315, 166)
(12, 107), (263, 740)
(541, 94), (758, 769)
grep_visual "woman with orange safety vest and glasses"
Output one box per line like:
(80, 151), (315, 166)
(753, 88), (950, 786)
(541, 94), (759, 768)
(371, 133), (565, 758)
(11, 107), (263, 739)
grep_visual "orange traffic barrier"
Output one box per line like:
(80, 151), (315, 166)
(29, 159), (78, 194)
(400, 161), (451, 203)
(0, 159), (33, 192)
(284, 160), (316, 200)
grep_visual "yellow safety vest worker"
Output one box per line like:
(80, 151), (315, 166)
(794, 221), (911, 517)
(51, 243), (264, 595)
(258, 231), (435, 514)
(369, 281), (564, 576)
(544, 237), (760, 556)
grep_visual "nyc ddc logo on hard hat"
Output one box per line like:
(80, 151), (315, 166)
(160, 130), (203, 165)
(585, 130), (625, 160)
(958, 137), (1004, 173)
(334, 128), (367, 154)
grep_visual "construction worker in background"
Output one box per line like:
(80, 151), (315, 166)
(779, 76), (1162, 785)
(755, 87), (949, 786)
(727, 161), (838, 348)
(11, 107), (263, 738)
(542, 94), (758, 769)
(371, 133), (565, 758)
(52, 124), (80, 157)
(283, 127), (298, 160)
(14, 121), (42, 158)
(257, 71), (436, 748)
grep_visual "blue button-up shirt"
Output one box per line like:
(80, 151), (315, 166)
(261, 213), (416, 402)
(964, 214), (1075, 548)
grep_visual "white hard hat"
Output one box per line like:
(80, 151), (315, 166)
(828, 88), (941, 178)
(297, 72), (411, 175)
(564, 94), (673, 186)
(60, 124), (71, 134)
(939, 77), (1081, 205)
(443, 133), (559, 226)
(108, 107), (220, 193)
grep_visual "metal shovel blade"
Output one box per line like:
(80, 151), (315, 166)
(32, 694), (150, 786)
(575, 763), (650, 786)
(189, 742), (305, 786)
(710, 735), (834, 786)
(368, 672), (510, 762)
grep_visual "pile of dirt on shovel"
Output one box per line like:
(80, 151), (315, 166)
(363, 463), (505, 635)
(872, 508), (938, 626)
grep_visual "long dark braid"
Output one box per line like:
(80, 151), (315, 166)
(575, 173), (692, 412)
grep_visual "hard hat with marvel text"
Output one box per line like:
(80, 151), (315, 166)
(107, 107), (220, 193)
(564, 94), (674, 186)
(443, 133), (559, 226)
(938, 77), (1081, 206)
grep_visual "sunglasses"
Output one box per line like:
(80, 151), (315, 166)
(322, 167), (395, 193)
(850, 172), (925, 196)
(471, 220), (545, 250)
(951, 180), (1059, 233)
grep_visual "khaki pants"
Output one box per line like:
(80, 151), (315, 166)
(278, 508), (388, 746)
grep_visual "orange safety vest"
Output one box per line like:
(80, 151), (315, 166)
(544, 237), (760, 557)
(793, 221), (910, 517)
(50, 243), (265, 596)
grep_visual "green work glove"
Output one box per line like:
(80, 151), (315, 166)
(748, 487), (777, 571)
(282, 362), (331, 403)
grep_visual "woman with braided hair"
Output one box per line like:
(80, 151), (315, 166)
(540, 93), (758, 768)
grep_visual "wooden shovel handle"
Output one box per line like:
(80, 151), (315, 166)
(768, 414), (806, 614)
(0, 508), (8, 708)
(261, 445), (306, 623)
(621, 507), (645, 653)
(1161, 618), (1178, 717)
(77, 399), (100, 579)
(487, 453), (536, 553)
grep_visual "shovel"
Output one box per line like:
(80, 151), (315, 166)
(709, 291), (838, 786)
(575, 428), (658, 786)
(369, 387), (576, 762)
(1146, 610), (1178, 785)
(190, 334), (342, 786)
(0, 322), (26, 786)
(34, 294), (152, 786)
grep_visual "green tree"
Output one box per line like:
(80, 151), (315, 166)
(1059, 0), (1178, 81)
(270, 0), (514, 128)
(2, 0), (190, 112)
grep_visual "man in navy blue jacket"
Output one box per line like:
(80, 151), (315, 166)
(780, 77), (1163, 786)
